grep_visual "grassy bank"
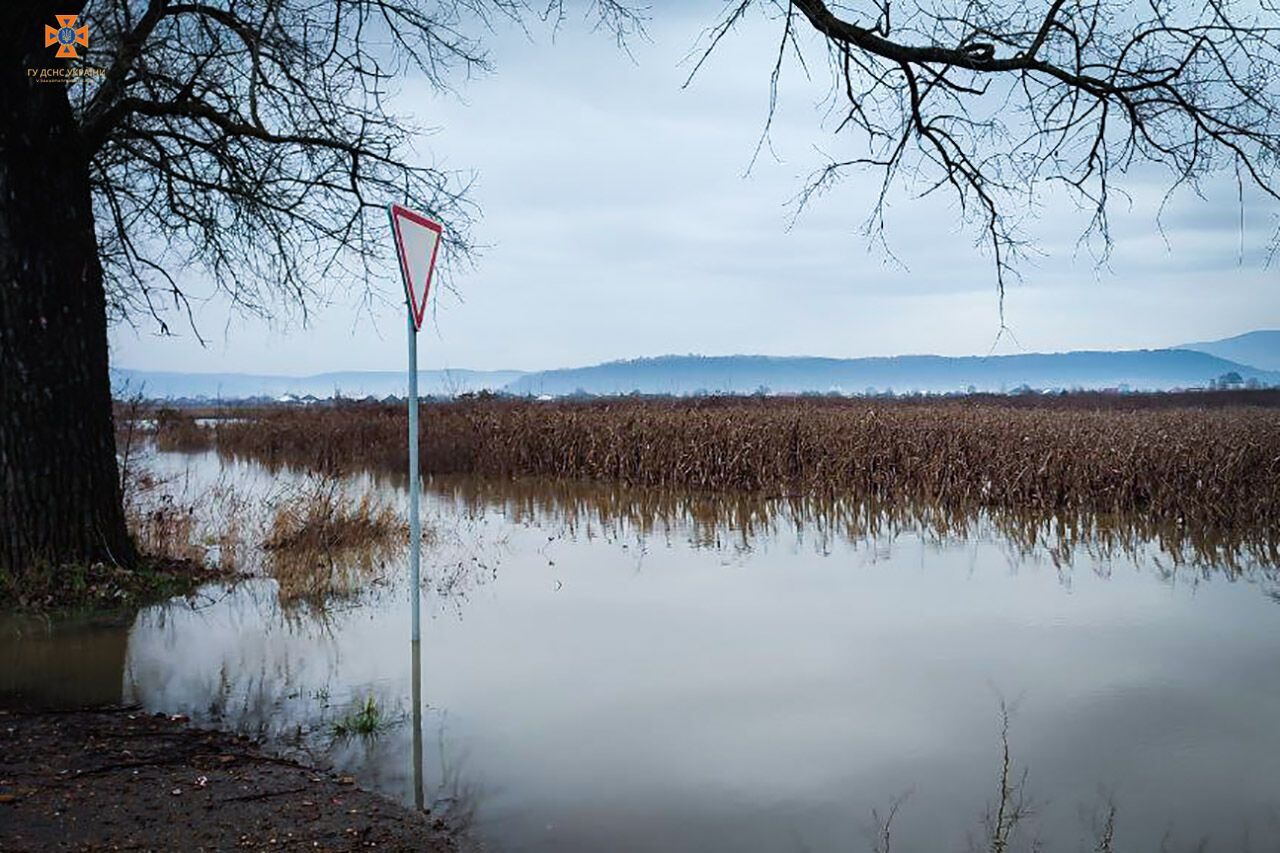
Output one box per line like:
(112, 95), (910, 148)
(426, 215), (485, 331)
(0, 557), (220, 613)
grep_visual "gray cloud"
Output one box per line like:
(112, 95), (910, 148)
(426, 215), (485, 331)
(110, 3), (1279, 374)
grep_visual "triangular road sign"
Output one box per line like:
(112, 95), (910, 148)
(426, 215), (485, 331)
(389, 202), (443, 331)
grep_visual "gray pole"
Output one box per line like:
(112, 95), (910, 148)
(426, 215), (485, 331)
(411, 637), (424, 811)
(407, 309), (421, 643)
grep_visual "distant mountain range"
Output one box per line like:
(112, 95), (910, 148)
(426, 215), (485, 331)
(111, 329), (1280, 400)
(1177, 330), (1280, 371)
(505, 348), (1278, 397)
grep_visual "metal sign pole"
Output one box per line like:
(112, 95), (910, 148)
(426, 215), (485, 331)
(391, 200), (438, 646)
(390, 201), (439, 823)
(411, 637), (424, 810)
(407, 308), (421, 643)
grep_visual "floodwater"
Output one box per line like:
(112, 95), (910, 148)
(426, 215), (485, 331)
(4, 448), (1280, 852)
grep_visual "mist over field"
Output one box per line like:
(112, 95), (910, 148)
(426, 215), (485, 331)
(113, 330), (1280, 399)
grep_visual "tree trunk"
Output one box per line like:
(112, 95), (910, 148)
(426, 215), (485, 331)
(1, 2), (136, 574)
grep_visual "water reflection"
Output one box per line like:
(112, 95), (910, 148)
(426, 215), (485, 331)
(0, 613), (130, 707)
(412, 639), (424, 812)
(422, 474), (1280, 579)
(4, 449), (1280, 852)
(216, 434), (1280, 578)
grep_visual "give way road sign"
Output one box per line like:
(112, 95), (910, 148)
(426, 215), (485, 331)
(389, 202), (443, 331)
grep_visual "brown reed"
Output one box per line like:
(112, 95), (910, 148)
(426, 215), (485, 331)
(208, 395), (1280, 543)
(263, 475), (406, 556)
(151, 408), (213, 452)
(262, 474), (408, 607)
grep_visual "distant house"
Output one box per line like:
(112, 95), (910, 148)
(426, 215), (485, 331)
(1215, 371), (1244, 390)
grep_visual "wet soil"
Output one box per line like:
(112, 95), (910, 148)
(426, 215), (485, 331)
(0, 557), (228, 614)
(0, 706), (454, 851)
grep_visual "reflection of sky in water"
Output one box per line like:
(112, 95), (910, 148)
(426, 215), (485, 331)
(17, 449), (1280, 851)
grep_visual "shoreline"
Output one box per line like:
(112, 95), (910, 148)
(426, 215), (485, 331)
(0, 705), (454, 852)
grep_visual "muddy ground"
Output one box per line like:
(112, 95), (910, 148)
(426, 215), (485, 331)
(0, 706), (454, 851)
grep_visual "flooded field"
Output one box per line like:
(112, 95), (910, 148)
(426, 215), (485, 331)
(4, 448), (1280, 852)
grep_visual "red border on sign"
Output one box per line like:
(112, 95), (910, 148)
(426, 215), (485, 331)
(389, 202), (443, 331)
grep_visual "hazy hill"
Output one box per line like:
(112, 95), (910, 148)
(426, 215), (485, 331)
(112, 331), (1280, 400)
(111, 368), (525, 400)
(1179, 330), (1280, 371)
(505, 349), (1279, 397)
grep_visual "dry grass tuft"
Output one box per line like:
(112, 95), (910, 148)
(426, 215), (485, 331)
(127, 490), (203, 565)
(151, 408), (212, 452)
(120, 458), (251, 571)
(262, 475), (408, 606)
(263, 476), (406, 555)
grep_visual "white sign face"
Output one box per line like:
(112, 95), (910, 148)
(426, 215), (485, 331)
(389, 203), (443, 331)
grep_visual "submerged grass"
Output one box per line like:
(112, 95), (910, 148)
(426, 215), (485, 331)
(6, 422), (413, 614)
(151, 408), (213, 452)
(331, 695), (387, 737)
(121, 460), (252, 573)
(262, 474), (409, 608)
(210, 394), (1280, 558)
(264, 476), (406, 555)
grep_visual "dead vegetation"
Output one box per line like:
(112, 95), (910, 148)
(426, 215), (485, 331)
(151, 408), (213, 452)
(112, 412), (411, 610)
(113, 401), (218, 453)
(262, 474), (409, 608)
(208, 396), (1280, 564)
(867, 703), (1129, 853)
(120, 464), (252, 573)
(263, 476), (405, 556)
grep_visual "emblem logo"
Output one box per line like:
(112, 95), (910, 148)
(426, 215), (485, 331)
(45, 15), (89, 59)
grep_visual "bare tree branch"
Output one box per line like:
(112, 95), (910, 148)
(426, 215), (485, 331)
(697, 0), (1280, 316)
(76, 0), (643, 330)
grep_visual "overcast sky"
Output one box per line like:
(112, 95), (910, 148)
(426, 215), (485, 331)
(109, 3), (1279, 375)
